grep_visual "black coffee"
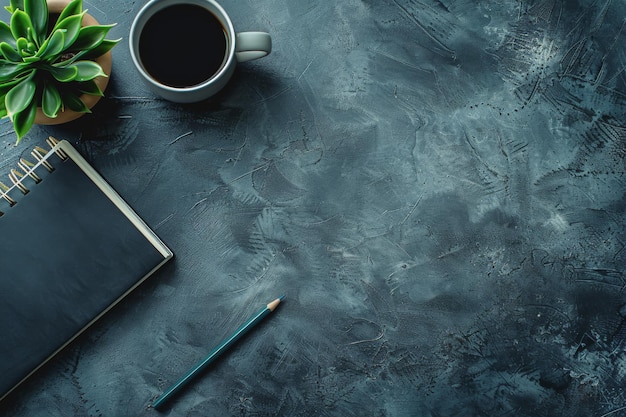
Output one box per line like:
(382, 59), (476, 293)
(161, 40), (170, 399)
(139, 4), (228, 88)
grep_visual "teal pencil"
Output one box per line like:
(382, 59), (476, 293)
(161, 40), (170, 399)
(152, 296), (284, 410)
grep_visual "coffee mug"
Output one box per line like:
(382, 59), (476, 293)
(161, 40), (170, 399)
(129, 0), (271, 103)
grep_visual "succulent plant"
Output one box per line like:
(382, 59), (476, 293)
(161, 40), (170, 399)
(0, 0), (119, 142)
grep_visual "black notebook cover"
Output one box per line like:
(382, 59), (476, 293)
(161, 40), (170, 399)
(0, 138), (173, 401)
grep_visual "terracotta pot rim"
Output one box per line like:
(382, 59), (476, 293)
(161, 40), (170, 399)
(34, 2), (112, 125)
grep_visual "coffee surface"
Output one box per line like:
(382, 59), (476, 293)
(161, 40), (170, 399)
(139, 4), (228, 88)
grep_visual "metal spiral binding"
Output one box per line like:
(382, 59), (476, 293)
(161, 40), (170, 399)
(0, 136), (65, 216)
(0, 183), (16, 208)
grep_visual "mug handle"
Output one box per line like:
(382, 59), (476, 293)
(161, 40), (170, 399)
(235, 32), (272, 62)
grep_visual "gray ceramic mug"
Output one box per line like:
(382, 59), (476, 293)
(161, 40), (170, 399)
(129, 0), (271, 103)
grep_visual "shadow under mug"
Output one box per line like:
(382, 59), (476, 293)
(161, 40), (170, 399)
(129, 0), (271, 103)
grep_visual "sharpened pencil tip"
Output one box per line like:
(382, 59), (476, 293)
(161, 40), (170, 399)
(279, 295), (286, 301)
(267, 296), (284, 312)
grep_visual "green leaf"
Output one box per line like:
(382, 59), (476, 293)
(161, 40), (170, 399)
(0, 42), (21, 62)
(5, 73), (35, 118)
(69, 60), (105, 81)
(16, 37), (29, 55)
(0, 82), (17, 118)
(0, 21), (16, 47)
(24, 0), (47, 45)
(36, 28), (65, 59)
(0, 77), (20, 95)
(0, 97), (7, 118)
(66, 24), (115, 53)
(0, 62), (27, 82)
(54, 12), (84, 49)
(41, 80), (61, 118)
(13, 99), (36, 142)
(73, 38), (119, 62)
(10, 10), (33, 42)
(62, 91), (89, 113)
(48, 64), (78, 82)
(5, 0), (24, 14)
(22, 55), (40, 63)
(77, 79), (103, 96)
(55, 0), (83, 29)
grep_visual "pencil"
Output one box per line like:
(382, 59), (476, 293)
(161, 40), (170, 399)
(152, 296), (284, 410)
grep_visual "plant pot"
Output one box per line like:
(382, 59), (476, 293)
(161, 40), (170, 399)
(34, 0), (113, 125)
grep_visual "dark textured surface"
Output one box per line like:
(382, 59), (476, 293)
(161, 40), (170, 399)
(0, 0), (625, 416)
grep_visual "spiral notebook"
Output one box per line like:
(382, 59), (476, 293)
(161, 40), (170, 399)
(0, 137), (173, 402)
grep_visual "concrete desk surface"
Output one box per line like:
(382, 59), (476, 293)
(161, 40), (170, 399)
(0, 0), (624, 416)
